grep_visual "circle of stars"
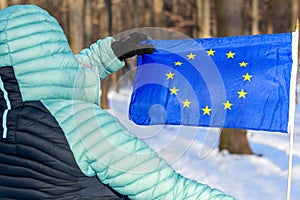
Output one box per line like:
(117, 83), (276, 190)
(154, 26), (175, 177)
(164, 49), (253, 117)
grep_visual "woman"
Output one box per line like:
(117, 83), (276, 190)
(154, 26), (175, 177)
(0, 4), (236, 200)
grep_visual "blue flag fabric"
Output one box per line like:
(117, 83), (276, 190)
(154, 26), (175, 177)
(129, 33), (296, 133)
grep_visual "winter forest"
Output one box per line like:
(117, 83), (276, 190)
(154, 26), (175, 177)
(1, 0), (300, 199)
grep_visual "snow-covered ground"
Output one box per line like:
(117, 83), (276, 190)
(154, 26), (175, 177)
(108, 87), (300, 200)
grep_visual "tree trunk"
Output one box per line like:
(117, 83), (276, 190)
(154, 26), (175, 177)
(100, 75), (111, 109)
(11, 0), (20, 4)
(215, 0), (243, 36)
(215, 0), (253, 155)
(0, 0), (7, 9)
(68, 0), (84, 53)
(196, 0), (203, 37)
(100, 0), (112, 109)
(291, 0), (299, 30)
(202, 0), (210, 37)
(265, 0), (273, 34)
(219, 129), (253, 154)
(196, 0), (210, 38)
(251, 0), (260, 35)
(84, 0), (93, 46)
(133, 0), (139, 28)
(152, 0), (163, 27)
(60, 0), (69, 37)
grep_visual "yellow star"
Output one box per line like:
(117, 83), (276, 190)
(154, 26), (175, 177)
(226, 51), (235, 58)
(223, 100), (233, 110)
(174, 61), (183, 66)
(187, 53), (196, 60)
(239, 61), (248, 67)
(207, 48), (216, 56)
(166, 71), (175, 80)
(243, 73), (252, 81)
(182, 98), (192, 108)
(170, 86), (179, 95)
(202, 105), (212, 115)
(237, 89), (247, 99)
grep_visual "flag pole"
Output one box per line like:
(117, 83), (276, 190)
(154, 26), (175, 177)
(286, 18), (299, 200)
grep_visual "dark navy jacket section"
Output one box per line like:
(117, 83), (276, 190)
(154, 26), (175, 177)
(0, 66), (121, 200)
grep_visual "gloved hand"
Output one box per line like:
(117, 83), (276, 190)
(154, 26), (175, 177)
(111, 32), (155, 61)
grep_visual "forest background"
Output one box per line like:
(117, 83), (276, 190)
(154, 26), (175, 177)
(1, 0), (299, 155)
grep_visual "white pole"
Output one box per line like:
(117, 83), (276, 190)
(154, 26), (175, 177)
(286, 19), (299, 200)
(286, 127), (295, 200)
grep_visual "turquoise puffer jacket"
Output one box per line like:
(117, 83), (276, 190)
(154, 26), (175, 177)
(0, 4), (236, 200)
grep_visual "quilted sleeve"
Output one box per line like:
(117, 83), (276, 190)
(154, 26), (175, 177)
(75, 37), (125, 80)
(42, 100), (236, 200)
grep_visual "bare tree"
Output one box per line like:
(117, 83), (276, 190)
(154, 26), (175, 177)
(251, 0), (260, 35)
(0, 0), (7, 9)
(84, 0), (93, 46)
(291, 0), (299, 30)
(265, 0), (274, 33)
(162, 0), (195, 37)
(100, 0), (112, 109)
(152, 0), (163, 27)
(11, 0), (20, 4)
(201, 0), (211, 37)
(196, 0), (211, 38)
(215, 0), (253, 155)
(68, 0), (84, 53)
(196, 0), (203, 37)
(132, 0), (139, 28)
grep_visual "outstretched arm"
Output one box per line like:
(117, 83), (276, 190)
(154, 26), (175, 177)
(75, 37), (124, 80)
(86, 108), (236, 200)
(43, 100), (236, 200)
(75, 33), (154, 80)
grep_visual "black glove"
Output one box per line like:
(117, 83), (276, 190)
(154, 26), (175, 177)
(111, 32), (155, 61)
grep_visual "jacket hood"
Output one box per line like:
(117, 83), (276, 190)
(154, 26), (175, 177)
(0, 5), (100, 104)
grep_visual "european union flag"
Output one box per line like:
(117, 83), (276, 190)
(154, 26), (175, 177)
(129, 32), (298, 133)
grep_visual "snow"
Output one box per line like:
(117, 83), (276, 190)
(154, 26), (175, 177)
(108, 87), (300, 200)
